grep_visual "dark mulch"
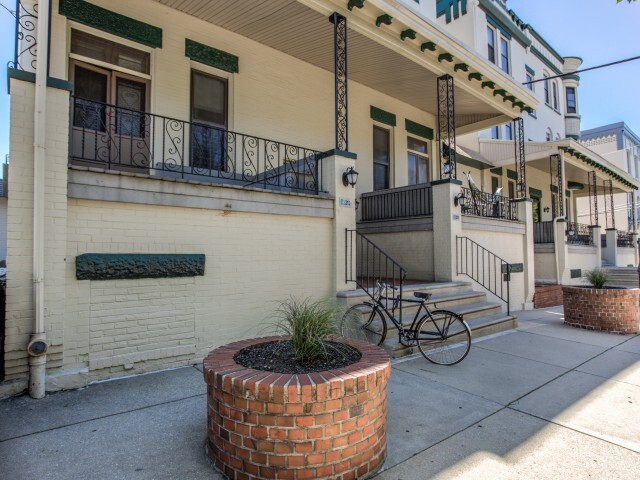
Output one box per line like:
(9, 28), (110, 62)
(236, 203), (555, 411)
(234, 340), (361, 374)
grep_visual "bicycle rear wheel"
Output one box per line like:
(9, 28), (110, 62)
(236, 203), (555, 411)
(341, 303), (387, 346)
(415, 310), (471, 365)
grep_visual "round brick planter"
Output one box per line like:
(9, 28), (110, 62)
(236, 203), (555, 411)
(203, 336), (391, 480)
(562, 286), (640, 334)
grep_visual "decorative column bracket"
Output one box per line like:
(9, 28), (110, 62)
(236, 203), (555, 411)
(330, 12), (348, 152)
(588, 171), (599, 226)
(437, 74), (456, 179)
(513, 118), (527, 198)
(550, 154), (563, 218)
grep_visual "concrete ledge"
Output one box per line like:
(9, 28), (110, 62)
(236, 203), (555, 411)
(68, 167), (334, 218)
(462, 216), (526, 234)
(568, 245), (597, 254)
(357, 216), (433, 233)
(534, 244), (555, 253)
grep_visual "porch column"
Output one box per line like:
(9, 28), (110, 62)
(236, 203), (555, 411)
(322, 151), (357, 292)
(603, 228), (618, 266)
(592, 225), (602, 270)
(437, 75), (456, 180)
(514, 118), (527, 199)
(604, 180), (615, 230)
(514, 199), (535, 309)
(330, 13), (348, 152)
(550, 154), (564, 218)
(633, 232), (640, 266)
(554, 220), (570, 284)
(588, 171), (599, 226)
(432, 179), (462, 281)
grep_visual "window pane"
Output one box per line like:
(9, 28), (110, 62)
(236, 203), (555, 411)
(526, 73), (533, 91)
(407, 137), (428, 154)
(408, 153), (417, 185)
(505, 123), (512, 140)
(417, 156), (428, 184)
(373, 126), (390, 190)
(73, 66), (108, 131)
(508, 181), (515, 199)
(192, 71), (227, 127)
(491, 126), (500, 140)
(544, 77), (550, 104)
(487, 27), (495, 63)
(566, 87), (576, 113)
(552, 83), (558, 109)
(71, 29), (150, 74)
(116, 78), (146, 136)
(500, 37), (509, 73)
(491, 176), (499, 194)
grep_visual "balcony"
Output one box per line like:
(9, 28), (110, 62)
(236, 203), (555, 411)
(359, 184), (433, 222)
(69, 97), (324, 195)
(565, 222), (594, 246)
(459, 187), (518, 221)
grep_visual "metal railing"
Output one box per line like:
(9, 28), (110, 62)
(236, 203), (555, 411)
(460, 187), (518, 221)
(346, 229), (407, 318)
(565, 222), (594, 246)
(456, 236), (511, 315)
(534, 221), (554, 244)
(69, 97), (324, 195)
(617, 231), (635, 248)
(8, 0), (38, 73)
(360, 184), (433, 221)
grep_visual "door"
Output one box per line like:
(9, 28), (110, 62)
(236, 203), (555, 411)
(373, 126), (391, 191)
(190, 70), (228, 172)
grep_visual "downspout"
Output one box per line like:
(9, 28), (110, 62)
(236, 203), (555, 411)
(28, 0), (51, 399)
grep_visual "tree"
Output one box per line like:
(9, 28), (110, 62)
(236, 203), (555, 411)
(618, 0), (636, 3)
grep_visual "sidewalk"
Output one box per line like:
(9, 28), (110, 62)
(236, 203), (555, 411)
(1, 306), (639, 479)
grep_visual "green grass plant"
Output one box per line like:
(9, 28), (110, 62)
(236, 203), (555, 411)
(584, 269), (609, 289)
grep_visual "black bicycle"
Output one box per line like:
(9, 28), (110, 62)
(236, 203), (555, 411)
(341, 282), (472, 365)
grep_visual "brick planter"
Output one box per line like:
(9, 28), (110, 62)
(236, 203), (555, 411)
(203, 336), (391, 480)
(562, 286), (640, 334)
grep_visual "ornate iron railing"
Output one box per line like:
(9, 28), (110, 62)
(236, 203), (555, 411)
(460, 187), (518, 221)
(456, 236), (511, 315)
(534, 221), (554, 244)
(346, 229), (407, 318)
(69, 97), (323, 194)
(8, 0), (38, 72)
(617, 231), (635, 248)
(360, 184), (433, 221)
(565, 222), (593, 246)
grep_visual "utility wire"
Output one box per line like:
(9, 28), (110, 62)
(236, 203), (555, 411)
(523, 55), (640, 85)
(0, 2), (15, 17)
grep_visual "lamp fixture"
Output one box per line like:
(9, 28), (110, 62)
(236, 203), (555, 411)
(454, 191), (466, 207)
(543, 207), (550, 213)
(342, 167), (359, 188)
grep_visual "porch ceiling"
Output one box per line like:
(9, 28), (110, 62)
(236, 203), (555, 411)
(154, 0), (511, 129)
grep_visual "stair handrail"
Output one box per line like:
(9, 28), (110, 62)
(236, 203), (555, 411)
(456, 236), (512, 315)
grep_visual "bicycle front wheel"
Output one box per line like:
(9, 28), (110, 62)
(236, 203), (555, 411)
(415, 310), (471, 365)
(341, 303), (387, 346)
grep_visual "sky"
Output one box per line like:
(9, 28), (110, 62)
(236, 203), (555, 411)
(0, 0), (638, 172)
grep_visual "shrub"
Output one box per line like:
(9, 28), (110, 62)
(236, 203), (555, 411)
(584, 269), (609, 289)
(273, 298), (340, 362)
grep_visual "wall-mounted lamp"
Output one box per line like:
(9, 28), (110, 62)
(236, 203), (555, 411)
(342, 167), (359, 188)
(454, 191), (466, 207)
(543, 207), (550, 213)
(443, 161), (453, 176)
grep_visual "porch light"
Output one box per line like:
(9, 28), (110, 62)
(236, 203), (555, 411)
(443, 161), (453, 175)
(454, 191), (466, 207)
(342, 167), (359, 188)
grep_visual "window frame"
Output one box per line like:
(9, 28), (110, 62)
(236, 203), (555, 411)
(406, 136), (430, 186)
(552, 81), (559, 111)
(499, 34), (510, 74)
(504, 122), (513, 141)
(372, 124), (393, 191)
(543, 73), (551, 106)
(525, 72), (534, 91)
(487, 25), (496, 65)
(566, 86), (577, 114)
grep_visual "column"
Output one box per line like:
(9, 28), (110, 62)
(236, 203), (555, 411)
(432, 179), (462, 281)
(555, 220), (570, 284)
(514, 117), (527, 199)
(437, 75), (456, 180)
(604, 228), (618, 266)
(330, 12), (348, 152)
(514, 199), (535, 309)
(592, 225), (602, 270)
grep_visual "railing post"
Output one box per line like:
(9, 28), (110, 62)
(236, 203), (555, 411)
(591, 224), (602, 270)
(330, 12), (348, 152)
(437, 75), (456, 180)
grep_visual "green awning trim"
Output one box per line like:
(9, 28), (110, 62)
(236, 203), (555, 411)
(529, 187), (543, 198)
(468, 72), (483, 81)
(438, 53), (454, 63)
(185, 39), (238, 74)
(525, 65), (536, 76)
(405, 119), (434, 140)
(482, 81), (496, 89)
(401, 29), (417, 41)
(550, 185), (558, 194)
(376, 14), (393, 27)
(490, 167), (503, 176)
(567, 181), (584, 191)
(454, 63), (469, 72)
(371, 106), (396, 127)
(507, 169), (518, 181)
(421, 41), (437, 52)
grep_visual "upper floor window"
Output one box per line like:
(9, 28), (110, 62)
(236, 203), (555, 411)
(566, 87), (577, 114)
(500, 36), (510, 74)
(525, 72), (534, 91)
(504, 122), (513, 140)
(487, 26), (496, 64)
(546, 129), (553, 142)
(552, 82), (559, 111)
(543, 74), (551, 105)
(491, 126), (501, 140)
(71, 29), (150, 75)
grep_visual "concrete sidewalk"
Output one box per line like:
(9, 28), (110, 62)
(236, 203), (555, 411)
(1, 306), (639, 479)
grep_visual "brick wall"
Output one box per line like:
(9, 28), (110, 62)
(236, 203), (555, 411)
(534, 285), (563, 309)
(562, 286), (640, 334)
(203, 337), (390, 480)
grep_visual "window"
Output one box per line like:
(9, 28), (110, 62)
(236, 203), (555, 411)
(491, 126), (501, 140)
(491, 176), (499, 195)
(552, 82), (559, 111)
(71, 29), (150, 75)
(500, 36), (510, 74)
(407, 137), (429, 185)
(487, 26), (496, 64)
(373, 126), (391, 191)
(566, 87), (577, 114)
(508, 181), (515, 199)
(504, 122), (513, 140)
(546, 129), (553, 142)
(525, 72), (534, 91)
(544, 74), (551, 105)
(532, 197), (541, 223)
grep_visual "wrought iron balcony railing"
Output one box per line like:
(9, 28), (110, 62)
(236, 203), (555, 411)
(8, 0), (38, 73)
(565, 222), (593, 246)
(617, 231), (635, 248)
(69, 97), (323, 195)
(460, 187), (518, 221)
(533, 221), (554, 244)
(360, 184), (433, 222)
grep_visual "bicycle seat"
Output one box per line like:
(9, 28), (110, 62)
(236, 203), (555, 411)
(414, 292), (432, 300)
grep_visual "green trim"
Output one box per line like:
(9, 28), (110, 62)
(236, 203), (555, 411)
(454, 63), (469, 72)
(468, 72), (483, 81)
(59, 0), (162, 48)
(570, 269), (582, 279)
(493, 89), (507, 97)
(432, 178), (463, 186)
(529, 187), (543, 199)
(322, 149), (357, 160)
(421, 42), (437, 52)
(347, 0), (365, 11)
(502, 263), (523, 274)
(185, 39), (238, 74)
(457, 155), (489, 171)
(76, 254), (205, 280)
(376, 14), (393, 27)
(478, 0), (531, 47)
(437, 0), (468, 23)
(482, 81), (496, 89)
(401, 29), (417, 41)
(486, 15), (511, 40)
(490, 167), (503, 176)
(530, 46), (562, 76)
(550, 185), (558, 194)
(507, 169), (518, 181)
(528, 26), (565, 65)
(370, 106), (396, 127)
(7, 67), (73, 94)
(525, 65), (536, 76)
(405, 119), (434, 140)
(438, 53), (454, 63)
(563, 74), (580, 82)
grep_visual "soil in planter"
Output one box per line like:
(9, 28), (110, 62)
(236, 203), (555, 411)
(234, 340), (361, 374)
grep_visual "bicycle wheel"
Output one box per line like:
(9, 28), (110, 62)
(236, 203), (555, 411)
(415, 310), (471, 365)
(341, 303), (387, 346)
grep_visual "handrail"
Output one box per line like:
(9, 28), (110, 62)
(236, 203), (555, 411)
(460, 187), (518, 221)
(346, 229), (407, 320)
(456, 236), (511, 315)
(565, 221), (593, 246)
(8, 0), (38, 73)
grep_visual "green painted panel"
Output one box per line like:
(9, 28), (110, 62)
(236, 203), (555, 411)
(59, 0), (162, 48)
(490, 167), (503, 175)
(550, 185), (558, 194)
(185, 39), (239, 74)
(571, 269), (582, 279)
(370, 106), (396, 127)
(529, 187), (543, 198)
(405, 119), (433, 140)
(507, 169), (518, 181)
(76, 254), (205, 280)
(501, 263), (523, 274)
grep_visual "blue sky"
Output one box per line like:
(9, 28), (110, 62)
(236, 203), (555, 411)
(0, 1), (638, 172)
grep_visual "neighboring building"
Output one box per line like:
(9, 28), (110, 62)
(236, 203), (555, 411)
(0, 156), (7, 262)
(1, 0), (637, 397)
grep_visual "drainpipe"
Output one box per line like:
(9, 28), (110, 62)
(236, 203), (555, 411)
(27, 0), (51, 399)
(553, 151), (568, 285)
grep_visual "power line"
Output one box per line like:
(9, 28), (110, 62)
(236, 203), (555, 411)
(523, 55), (640, 85)
(0, 2), (15, 17)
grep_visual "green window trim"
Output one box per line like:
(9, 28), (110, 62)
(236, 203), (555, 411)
(405, 119), (433, 140)
(550, 185), (558, 194)
(370, 106), (396, 127)
(529, 187), (543, 199)
(490, 167), (503, 176)
(59, 0), (162, 49)
(486, 15), (512, 40)
(507, 169), (517, 181)
(185, 39), (239, 74)
(525, 65), (535, 76)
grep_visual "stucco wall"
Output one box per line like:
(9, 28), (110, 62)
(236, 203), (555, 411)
(534, 250), (557, 284)
(362, 230), (435, 281)
(618, 248), (636, 268)
(0, 197), (7, 261)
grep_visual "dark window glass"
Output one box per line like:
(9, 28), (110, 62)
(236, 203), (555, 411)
(491, 176), (499, 194)
(373, 126), (391, 191)
(505, 122), (513, 140)
(71, 29), (150, 74)
(491, 126), (500, 140)
(500, 37), (510, 74)
(73, 66), (108, 131)
(487, 26), (495, 64)
(508, 181), (515, 199)
(544, 76), (550, 105)
(191, 71), (228, 171)
(115, 78), (147, 137)
(526, 73), (534, 91)
(407, 137), (428, 154)
(566, 87), (577, 114)
(552, 82), (559, 110)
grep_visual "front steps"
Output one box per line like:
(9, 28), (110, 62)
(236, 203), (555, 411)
(337, 281), (517, 358)
(602, 267), (639, 289)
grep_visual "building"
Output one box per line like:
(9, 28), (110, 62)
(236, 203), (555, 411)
(1, 0), (637, 398)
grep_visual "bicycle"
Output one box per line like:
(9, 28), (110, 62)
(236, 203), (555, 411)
(341, 282), (472, 365)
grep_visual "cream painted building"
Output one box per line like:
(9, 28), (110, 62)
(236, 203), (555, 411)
(1, 0), (637, 398)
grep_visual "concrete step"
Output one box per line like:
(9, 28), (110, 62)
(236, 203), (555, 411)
(336, 281), (476, 307)
(383, 312), (517, 359)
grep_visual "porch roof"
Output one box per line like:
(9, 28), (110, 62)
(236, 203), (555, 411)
(479, 139), (640, 194)
(153, 0), (538, 134)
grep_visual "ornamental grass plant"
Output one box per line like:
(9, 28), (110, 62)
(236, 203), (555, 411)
(584, 268), (609, 289)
